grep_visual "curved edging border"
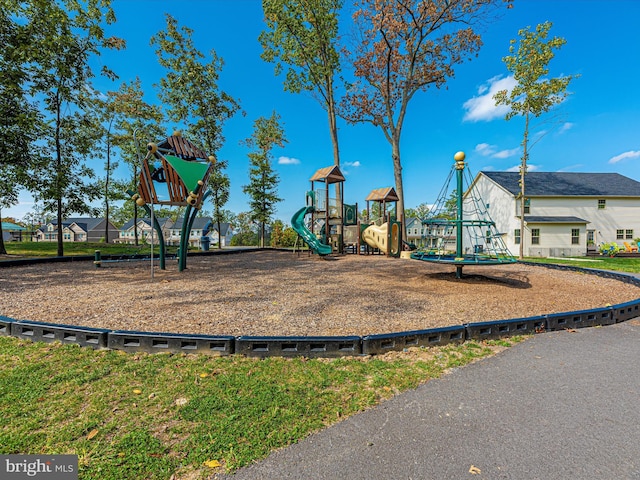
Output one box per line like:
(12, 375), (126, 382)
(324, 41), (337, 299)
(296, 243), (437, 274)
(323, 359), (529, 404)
(1, 256), (639, 358)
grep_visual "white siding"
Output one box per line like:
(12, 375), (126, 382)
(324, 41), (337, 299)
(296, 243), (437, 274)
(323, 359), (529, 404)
(467, 173), (640, 257)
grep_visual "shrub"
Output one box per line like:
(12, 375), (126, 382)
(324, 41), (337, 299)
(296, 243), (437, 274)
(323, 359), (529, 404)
(599, 242), (621, 256)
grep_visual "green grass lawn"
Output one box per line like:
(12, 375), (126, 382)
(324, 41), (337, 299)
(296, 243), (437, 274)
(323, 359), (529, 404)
(0, 337), (521, 479)
(1, 242), (180, 259)
(523, 255), (640, 274)
(2, 245), (639, 478)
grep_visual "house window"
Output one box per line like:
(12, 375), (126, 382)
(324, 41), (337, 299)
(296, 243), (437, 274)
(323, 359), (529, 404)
(598, 199), (606, 209)
(626, 229), (634, 239)
(617, 229), (624, 240)
(571, 229), (580, 245)
(531, 228), (540, 245)
(514, 229), (521, 245)
(524, 198), (530, 214)
(486, 230), (492, 245)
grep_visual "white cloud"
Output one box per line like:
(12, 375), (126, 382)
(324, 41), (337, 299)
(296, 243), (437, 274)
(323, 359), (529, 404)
(507, 164), (540, 172)
(462, 75), (516, 122)
(492, 147), (520, 159)
(343, 161), (361, 167)
(474, 143), (519, 159)
(608, 150), (640, 164)
(558, 122), (574, 134)
(278, 156), (300, 165)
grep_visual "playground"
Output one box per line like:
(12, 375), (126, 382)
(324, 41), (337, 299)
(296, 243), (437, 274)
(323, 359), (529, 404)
(1, 250), (638, 338)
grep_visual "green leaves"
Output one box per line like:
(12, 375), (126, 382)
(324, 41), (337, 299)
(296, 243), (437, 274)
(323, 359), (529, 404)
(242, 112), (286, 247)
(495, 21), (578, 120)
(151, 14), (240, 155)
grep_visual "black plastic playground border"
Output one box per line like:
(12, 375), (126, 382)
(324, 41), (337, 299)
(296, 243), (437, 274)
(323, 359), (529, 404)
(1, 251), (639, 357)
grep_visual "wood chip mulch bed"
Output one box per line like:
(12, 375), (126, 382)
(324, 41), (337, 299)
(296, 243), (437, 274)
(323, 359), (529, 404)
(1, 250), (638, 337)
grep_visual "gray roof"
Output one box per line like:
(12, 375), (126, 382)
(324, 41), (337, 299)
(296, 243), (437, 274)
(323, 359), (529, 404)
(171, 217), (211, 230)
(60, 217), (102, 231)
(171, 218), (231, 235)
(121, 217), (171, 230)
(525, 216), (589, 224)
(482, 171), (640, 197)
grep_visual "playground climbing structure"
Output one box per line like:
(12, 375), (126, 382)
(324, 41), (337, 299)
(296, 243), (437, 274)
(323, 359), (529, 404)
(411, 152), (516, 278)
(360, 187), (402, 257)
(130, 132), (215, 271)
(303, 165), (347, 254)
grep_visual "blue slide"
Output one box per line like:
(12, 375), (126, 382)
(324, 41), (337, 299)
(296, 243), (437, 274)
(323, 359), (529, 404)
(291, 206), (332, 256)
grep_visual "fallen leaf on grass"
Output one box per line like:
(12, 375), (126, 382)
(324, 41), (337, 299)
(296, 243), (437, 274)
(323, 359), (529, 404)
(199, 373), (209, 378)
(469, 465), (481, 474)
(204, 460), (221, 468)
(132, 388), (142, 395)
(86, 429), (99, 440)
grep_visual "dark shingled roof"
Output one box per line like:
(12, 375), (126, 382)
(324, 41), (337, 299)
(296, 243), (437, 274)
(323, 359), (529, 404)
(481, 171), (640, 197)
(525, 216), (589, 224)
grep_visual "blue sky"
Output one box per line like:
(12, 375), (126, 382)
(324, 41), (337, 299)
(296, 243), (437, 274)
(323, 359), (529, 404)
(6, 0), (640, 224)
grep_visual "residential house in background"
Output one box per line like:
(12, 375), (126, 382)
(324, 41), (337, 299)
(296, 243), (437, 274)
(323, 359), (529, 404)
(208, 221), (233, 247)
(116, 217), (174, 244)
(35, 218), (119, 243)
(167, 218), (233, 248)
(468, 171), (640, 257)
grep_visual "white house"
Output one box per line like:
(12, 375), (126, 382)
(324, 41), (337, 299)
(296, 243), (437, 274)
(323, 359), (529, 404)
(35, 218), (119, 243)
(167, 218), (233, 248)
(404, 217), (423, 246)
(116, 217), (174, 245)
(468, 171), (640, 257)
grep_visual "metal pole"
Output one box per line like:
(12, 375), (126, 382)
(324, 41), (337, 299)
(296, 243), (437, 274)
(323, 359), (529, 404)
(150, 203), (154, 279)
(454, 151), (466, 279)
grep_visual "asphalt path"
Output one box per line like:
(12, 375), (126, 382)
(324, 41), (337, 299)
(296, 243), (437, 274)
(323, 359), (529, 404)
(217, 321), (640, 479)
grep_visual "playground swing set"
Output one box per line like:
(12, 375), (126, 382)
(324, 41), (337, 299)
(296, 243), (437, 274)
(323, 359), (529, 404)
(291, 151), (516, 278)
(125, 131), (216, 273)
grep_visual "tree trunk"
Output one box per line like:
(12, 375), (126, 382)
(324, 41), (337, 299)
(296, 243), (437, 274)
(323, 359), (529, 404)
(519, 112), (530, 260)
(391, 136), (406, 243)
(327, 96), (340, 167)
(55, 96), (64, 258)
(0, 210), (7, 255)
(104, 135), (111, 243)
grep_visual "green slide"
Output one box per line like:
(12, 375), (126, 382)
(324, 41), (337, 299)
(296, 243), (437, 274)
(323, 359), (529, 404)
(291, 206), (332, 256)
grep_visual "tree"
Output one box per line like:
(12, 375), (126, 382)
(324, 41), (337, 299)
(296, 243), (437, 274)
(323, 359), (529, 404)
(230, 211), (260, 246)
(342, 0), (512, 237)
(260, 0), (343, 167)
(0, 0), (45, 254)
(108, 78), (164, 245)
(25, 0), (124, 256)
(151, 14), (241, 250)
(405, 202), (430, 220)
(494, 21), (577, 259)
(90, 90), (130, 243)
(242, 112), (286, 248)
(207, 162), (231, 249)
